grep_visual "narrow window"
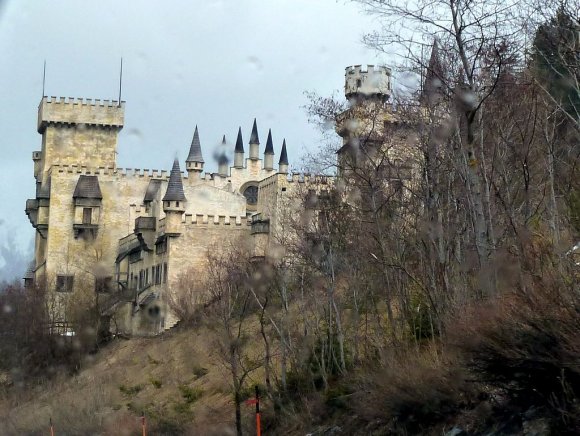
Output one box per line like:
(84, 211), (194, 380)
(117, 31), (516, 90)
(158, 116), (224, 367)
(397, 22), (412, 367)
(83, 207), (92, 224)
(163, 263), (168, 284)
(356, 79), (362, 87)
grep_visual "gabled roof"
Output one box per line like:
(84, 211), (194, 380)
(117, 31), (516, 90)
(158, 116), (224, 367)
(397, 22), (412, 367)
(144, 179), (162, 202)
(162, 159), (187, 202)
(235, 127), (244, 153)
(186, 125), (204, 163)
(249, 118), (260, 144)
(279, 139), (289, 165)
(73, 175), (102, 199)
(264, 129), (274, 155)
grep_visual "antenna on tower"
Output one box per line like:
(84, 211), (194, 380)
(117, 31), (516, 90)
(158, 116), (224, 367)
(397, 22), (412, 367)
(42, 60), (46, 98)
(118, 57), (123, 107)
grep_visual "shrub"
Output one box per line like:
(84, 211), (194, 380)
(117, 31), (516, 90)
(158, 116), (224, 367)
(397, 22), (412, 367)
(355, 349), (475, 434)
(119, 384), (143, 396)
(149, 377), (162, 388)
(192, 365), (209, 379)
(454, 283), (580, 432)
(179, 384), (203, 404)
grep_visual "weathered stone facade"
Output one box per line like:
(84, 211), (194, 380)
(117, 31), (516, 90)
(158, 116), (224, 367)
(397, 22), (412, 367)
(25, 96), (295, 335)
(24, 65), (412, 336)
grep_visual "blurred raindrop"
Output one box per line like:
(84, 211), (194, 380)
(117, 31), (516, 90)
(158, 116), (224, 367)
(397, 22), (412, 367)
(246, 56), (263, 72)
(322, 119), (334, 131)
(346, 119), (359, 133)
(457, 88), (477, 111)
(128, 128), (143, 142)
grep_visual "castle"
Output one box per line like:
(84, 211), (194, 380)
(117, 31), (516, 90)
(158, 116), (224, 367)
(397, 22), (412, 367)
(24, 64), (403, 336)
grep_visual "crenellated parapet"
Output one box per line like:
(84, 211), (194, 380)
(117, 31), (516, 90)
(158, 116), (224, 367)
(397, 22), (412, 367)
(181, 214), (250, 226)
(345, 64), (391, 101)
(48, 164), (171, 180)
(38, 96), (125, 133)
(259, 172), (334, 188)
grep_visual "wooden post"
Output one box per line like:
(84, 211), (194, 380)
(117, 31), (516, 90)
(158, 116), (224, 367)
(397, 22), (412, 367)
(141, 411), (146, 436)
(50, 417), (54, 436)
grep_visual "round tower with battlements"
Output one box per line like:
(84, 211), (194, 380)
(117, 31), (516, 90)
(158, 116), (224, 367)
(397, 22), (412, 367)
(344, 65), (392, 103)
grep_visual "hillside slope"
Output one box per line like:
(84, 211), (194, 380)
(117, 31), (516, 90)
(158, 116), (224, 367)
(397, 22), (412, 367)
(0, 328), (250, 435)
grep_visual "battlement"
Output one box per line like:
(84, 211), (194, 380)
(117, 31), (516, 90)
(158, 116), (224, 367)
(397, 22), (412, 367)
(345, 64), (392, 100)
(157, 215), (250, 232)
(48, 164), (171, 180)
(46, 164), (247, 189)
(129, 203), (148, 215)
(259, 172), (334, 189)
(38, 96), (125, 133)
(182, 214), (250, 226)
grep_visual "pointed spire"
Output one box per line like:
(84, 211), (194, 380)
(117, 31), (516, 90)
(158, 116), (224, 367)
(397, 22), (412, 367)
(163, 159), (187, 202)
(186, 125), (204, 163)
(423, 38), (444, 100)
(235, 127), (244, 153)
(217, 135), (229, 177)
(249, 118), (260, 144)
(279, 139), (289, 165)
(218, 135), (229, 165)
(264, 129), (274, 155)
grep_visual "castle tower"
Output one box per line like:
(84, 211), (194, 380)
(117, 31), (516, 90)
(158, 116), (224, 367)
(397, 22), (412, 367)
(264, 129), (275, 171)
(217, 135), (229, 177)
(233, 127), (244, 169)
(186, 125), (204, 176)
(163, 159), (187, 235)
(279, 139), (289, 174)
(36, 96), (124, 183)
(344, 65), (392, 104)
(249, 118), (260, 160)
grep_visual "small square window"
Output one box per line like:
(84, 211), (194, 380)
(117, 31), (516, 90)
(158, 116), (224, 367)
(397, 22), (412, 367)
(95, 276), (112, 293)
(56, 275), (74, 292)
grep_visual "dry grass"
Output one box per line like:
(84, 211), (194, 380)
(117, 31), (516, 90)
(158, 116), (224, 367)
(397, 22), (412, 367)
(352, 346), (475, 435)
(0, 328), (241, 435)
(452, 281), (580, 433)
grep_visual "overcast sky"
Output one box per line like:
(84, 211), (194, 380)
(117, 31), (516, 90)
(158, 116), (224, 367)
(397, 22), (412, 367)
(0, 0), (389, 282)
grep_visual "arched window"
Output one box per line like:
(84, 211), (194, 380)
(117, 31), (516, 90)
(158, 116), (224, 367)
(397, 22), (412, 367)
(243, 185), (258, 205)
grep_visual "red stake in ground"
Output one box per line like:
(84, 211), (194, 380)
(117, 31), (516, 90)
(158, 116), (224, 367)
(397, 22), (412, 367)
(245, 385), (261, 436)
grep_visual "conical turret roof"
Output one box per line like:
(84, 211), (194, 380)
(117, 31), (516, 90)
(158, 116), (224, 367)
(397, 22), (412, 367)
(186, 125), (204, 163)
(163, 159), (187, 202)
(218, 135), (229, 165)
(235, 127), (244, 153)
(279, 139), (289, 165)
(423, 38), (445, 99)
(264, 129), (274, 155)
(249, 118), (260, 144)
